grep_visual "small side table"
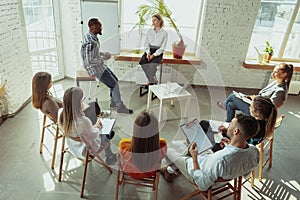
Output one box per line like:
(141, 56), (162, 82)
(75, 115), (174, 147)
(147, 82), (191, 122)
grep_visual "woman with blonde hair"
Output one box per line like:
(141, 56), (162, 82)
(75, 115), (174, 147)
(218, 63), (293, 122)
(139, 14), (168, 84)
(118, 110), (167, 178)
(58, 87), (116, 164)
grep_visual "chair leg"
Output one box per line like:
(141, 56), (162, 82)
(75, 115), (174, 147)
(51, 125), (60, 169)
(39, 114), (47, 154)
(258, 142), (264, 181)
(153, 172), (160, 200)
(115, 170), (121, 200)
(236, 176), (242, 200)
(80, 149), (90, 198)
(180, 189), (202, 200)
(250, 169), (255, 187)
(269, 138), (273, 168)
(58, 136), (65, 182)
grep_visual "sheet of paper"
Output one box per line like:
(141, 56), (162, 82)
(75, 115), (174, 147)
(180, 119), (213, 154)
(98, 118), (115, 135)
(209, 120), (229, 132)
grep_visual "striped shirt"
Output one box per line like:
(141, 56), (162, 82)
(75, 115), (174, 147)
(81, 32), (107, 76)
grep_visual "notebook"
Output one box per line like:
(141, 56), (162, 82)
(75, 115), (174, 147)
(98, 118), (115, 135)
(180, 119), (213, 154)
(232, 90), (252, 104)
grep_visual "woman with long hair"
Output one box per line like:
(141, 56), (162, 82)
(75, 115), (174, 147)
(32, 71), (101, 124)
(32, 72), (62, 122)
(248, 96), (278, 144)
(118, 110), (167, 179)
(139, 14), (168, 84)
(58, 87), (116, 164)
(217, 63), (293, 122)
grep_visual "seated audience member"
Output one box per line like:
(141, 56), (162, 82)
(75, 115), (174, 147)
(32, 72), (101, 124)
(162, 114), (260, 191)
(118, 110), (167, 179)
(139, 14), (168, 85)
(59, 87), (116, 164)
(202, 96), (277, 149)
(217, 63), (293, 122)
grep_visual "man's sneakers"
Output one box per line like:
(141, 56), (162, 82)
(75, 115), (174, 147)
(117, 106), (133, 114)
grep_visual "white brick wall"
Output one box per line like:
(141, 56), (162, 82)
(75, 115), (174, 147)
(0, 0), (32, 116)
(200, 0), (266, 88)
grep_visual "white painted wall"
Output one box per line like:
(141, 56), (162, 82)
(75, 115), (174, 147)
(0, 0), (32, 116)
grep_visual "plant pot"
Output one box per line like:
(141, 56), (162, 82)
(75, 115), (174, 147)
(266, 54), (272, 63)
(172, 44), (187, 59)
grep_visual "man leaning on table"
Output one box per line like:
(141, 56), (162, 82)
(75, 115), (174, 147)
(162, 113), (260, 191)
(81, 18), (133, 114)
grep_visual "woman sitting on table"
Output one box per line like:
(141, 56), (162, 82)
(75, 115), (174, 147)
(217, 63), (293, 122)
(32, 72), (100, 124)
(118, 110), (167, 179)
(139, 14), (168, 85)
(58, 87), (116, 164)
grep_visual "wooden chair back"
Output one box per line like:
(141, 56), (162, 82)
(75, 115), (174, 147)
(250, 114), (285, 187)
(181, 176), (242, 200)
(58, 133), (112, 198)
(115, 154), (160, 200)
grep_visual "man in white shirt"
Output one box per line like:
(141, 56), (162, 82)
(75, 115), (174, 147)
(163, 113), (260, 191)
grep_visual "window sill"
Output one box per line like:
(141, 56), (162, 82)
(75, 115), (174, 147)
(243, 60), (300, 72)
(114, 51), (201, 65)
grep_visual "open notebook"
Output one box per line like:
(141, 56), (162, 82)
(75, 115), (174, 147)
(98, 118), (115, 135)
(232, 90), (252, 104)
(180, 119), (213, 154)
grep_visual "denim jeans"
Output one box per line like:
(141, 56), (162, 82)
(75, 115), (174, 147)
(94, 68), (123, 107)
(224, 93), (250, 122)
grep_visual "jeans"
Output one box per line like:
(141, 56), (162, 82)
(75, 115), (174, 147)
(224, 93), (250, 122)
(94, 68), (124, 107)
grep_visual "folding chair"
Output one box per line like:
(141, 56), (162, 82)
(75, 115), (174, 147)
(115, 154), (160, 200)
(250, 114), (285, 187)
(181, 176), (242, 200)
(39, 113), (63, 169)
(58, 133), (113, 198)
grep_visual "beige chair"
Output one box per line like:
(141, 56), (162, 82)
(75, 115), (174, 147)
(250, 114), (285, 187)
(58, 133), (112, 198)
(39, 114), (63, 169)
(115, 154), (160, 200)
(181, 176), (242, 200)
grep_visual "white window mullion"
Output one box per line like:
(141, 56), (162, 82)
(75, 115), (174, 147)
(278, 0), (300, 58)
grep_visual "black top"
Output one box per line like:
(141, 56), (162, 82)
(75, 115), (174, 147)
(247, 119), (266, 145)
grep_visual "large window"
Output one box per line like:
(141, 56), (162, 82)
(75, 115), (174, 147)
(22, 0), (64, 80)
(120, 0), (202, 54)
(247, 0), (300, 61)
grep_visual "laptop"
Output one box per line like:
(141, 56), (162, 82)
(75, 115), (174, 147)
(180, 119), (213, 154)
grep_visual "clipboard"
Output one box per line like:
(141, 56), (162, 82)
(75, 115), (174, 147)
(180, 119), (213, 154)
(98, 118), (115, 135)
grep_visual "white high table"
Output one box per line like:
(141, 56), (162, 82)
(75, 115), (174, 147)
(146, 82), (192, 122)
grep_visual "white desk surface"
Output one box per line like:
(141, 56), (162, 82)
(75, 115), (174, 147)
(149, 82), (191, 99)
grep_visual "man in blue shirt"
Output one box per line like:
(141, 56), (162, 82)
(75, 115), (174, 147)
(164, 113), (260, 191)
(81, 18), (133, 114)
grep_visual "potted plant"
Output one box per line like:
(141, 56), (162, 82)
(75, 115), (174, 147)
(264, 41), (274, 63)
(132, 0), (186, 58)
